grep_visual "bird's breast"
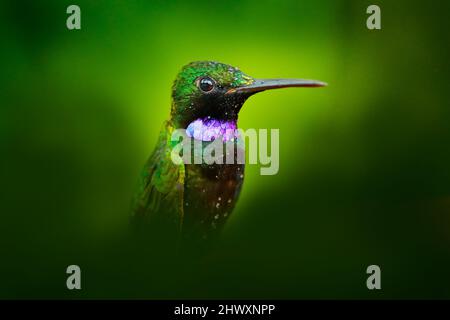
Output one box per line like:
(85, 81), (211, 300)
(183, 162), (244, 240)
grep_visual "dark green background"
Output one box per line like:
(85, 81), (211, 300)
(1, 0), (449, 298)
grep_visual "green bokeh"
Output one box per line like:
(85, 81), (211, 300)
(1, 0), (449, 298)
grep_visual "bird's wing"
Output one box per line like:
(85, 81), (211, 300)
(131, 121), (185, 232)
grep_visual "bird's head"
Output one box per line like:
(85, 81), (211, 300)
(171, 61), (326, 134)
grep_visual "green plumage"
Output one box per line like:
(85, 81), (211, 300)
(132, 121), (185, 232)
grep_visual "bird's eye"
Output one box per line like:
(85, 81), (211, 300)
(198, 77), (215, 92)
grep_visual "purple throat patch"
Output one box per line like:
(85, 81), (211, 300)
(186, 118), (238, 142)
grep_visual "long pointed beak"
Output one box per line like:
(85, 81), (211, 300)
(227, 78), (327, 95)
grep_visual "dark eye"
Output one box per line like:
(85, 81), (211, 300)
(198, 77), (215, 92)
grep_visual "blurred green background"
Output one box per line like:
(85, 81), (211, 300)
(1, 0), (450, 299)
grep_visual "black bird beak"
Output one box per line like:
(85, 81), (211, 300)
(226, 78), (327, 95)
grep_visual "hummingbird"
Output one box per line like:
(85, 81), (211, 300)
(131, 61), (325, 247)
